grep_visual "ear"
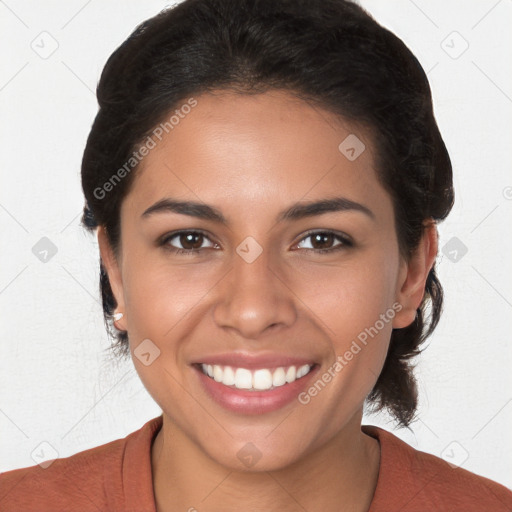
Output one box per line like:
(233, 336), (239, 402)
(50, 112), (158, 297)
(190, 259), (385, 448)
(392, 220), (438, 329)
(97, 225), (126, 330)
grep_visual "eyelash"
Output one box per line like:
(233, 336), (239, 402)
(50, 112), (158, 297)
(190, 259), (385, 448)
(159, 229), (353, 256)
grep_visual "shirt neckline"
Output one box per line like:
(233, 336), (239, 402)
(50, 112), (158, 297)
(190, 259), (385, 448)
(123, 416), (389, 511)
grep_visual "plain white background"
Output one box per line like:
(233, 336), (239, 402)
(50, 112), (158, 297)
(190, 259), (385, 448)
(1, 0), (511, 491)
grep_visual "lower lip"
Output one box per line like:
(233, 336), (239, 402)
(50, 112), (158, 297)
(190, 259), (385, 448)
(194, 365), (319, 415)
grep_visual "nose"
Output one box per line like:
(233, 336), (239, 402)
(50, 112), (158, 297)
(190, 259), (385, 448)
(213, 244), (297, 339)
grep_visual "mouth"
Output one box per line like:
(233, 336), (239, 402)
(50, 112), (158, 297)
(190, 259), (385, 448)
(192, 358), (319, 415)
(197, 362), (315, 391)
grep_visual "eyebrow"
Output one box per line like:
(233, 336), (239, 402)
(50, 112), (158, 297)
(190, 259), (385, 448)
(141, 196), (375, 224)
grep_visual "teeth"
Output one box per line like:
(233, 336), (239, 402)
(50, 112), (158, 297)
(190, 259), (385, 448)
(200, 363), (313, 391)
(222, 365), (235, 386)
(296, 364), (310, 379)
(234, 368), (252, 389)
(213, 365), (223, 382)
(285, 366), (296, 383)
(272, 367), (286, 387)
(253, 369), (273, 390)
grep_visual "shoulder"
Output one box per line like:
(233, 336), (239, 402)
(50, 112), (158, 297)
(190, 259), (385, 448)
(363, 425), (512, 512)
(0, 415), (162, 512)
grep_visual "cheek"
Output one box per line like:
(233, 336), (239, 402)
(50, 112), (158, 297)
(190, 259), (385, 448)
(126, 276), (204, 352)
(120, 257), (212, 399)
(121, 242), (216, 338)
(299, 255), (399, 342)
(292, 257), (399, 423)
(292, 250), (400, 402)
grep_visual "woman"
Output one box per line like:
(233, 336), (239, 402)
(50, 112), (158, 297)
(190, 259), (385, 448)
(1, 0), (511, 510)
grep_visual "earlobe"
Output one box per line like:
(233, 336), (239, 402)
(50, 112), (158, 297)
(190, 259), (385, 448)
(97, 226), (126, 329)
(392, 221), (438, 329)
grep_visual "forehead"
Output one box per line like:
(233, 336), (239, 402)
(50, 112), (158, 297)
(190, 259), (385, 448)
(122, 89), (392, 225)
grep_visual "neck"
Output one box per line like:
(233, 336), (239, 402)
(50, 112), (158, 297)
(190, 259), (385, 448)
(151, 411), (380, 512)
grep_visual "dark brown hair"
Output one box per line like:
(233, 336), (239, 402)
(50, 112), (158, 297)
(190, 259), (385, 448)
(80, 0), (454, 427)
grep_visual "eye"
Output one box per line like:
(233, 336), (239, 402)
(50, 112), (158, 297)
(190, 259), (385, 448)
(294, 230), (353, 254)
(160, 229), (353, 256)
(160, 230), (218, 255)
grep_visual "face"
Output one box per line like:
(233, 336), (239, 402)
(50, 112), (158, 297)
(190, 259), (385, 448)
(99, 89), (429, 471)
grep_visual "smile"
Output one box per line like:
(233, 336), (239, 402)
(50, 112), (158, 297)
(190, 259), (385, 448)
(200, 363), (314, 391)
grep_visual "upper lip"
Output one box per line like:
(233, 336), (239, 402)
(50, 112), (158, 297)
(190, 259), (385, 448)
(193, 352), (317, 370)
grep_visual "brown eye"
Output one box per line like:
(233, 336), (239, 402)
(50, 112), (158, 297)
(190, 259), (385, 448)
(295, 230), (352, 254)
(161, 230), (216, 254)
(178, 232), (205, 250)
(310, 232), (336, 250)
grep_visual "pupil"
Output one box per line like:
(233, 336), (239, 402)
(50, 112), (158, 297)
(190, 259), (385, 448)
(314, 233), (332, 249)
(183, 233), (202, 249)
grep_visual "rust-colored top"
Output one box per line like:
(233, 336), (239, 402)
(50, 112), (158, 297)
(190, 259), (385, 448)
(1, 415), (511, 511)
